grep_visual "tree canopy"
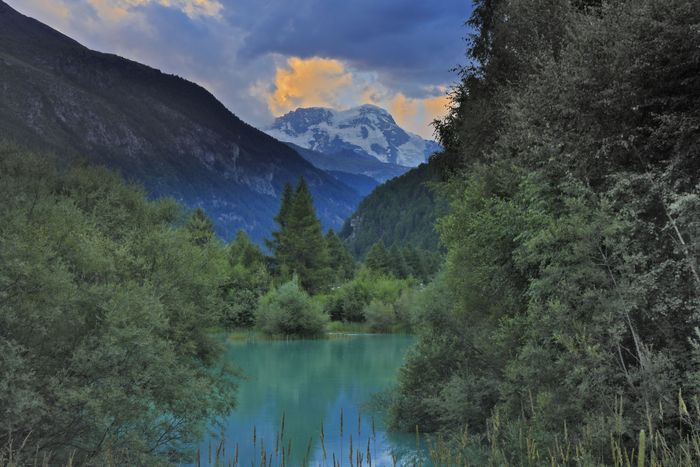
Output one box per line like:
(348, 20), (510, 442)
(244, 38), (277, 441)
(392, 0), (700, 463)
(0, 145), (237, 464)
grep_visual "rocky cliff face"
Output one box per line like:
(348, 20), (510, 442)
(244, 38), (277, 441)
(0, 1), (360, 242)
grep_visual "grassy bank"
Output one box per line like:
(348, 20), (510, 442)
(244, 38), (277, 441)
(223, 323), (411, 342)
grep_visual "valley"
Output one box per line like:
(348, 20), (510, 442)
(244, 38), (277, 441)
(1, 0), (699, 466)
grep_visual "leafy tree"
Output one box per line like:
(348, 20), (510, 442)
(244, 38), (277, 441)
(255, 279), (328, 337)
(222, 231), (270, 328)
(393, 0), (700, 463)
(0, 147), (236, 464)
(324, 281), (372, 322)
(363, 300), (397, 333)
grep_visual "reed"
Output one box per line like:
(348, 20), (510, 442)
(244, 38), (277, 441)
(8, 396), (700, 467)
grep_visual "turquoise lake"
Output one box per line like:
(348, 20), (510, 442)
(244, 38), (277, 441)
(198, 334), (427, 466)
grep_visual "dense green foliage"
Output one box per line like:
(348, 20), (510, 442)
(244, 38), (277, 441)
(0, 146), (237, 464)
(325, 229), (355, 284)
(218, 176), (430, 338)
(0, 140), (425, 463)
(364, 240), (440, 282)
(340, 161), (448, 257)
(221, 231), (271, 328)
(392, 0), (700, 463)
(321, 268), (419, 333)
(255, 280), (328, 338)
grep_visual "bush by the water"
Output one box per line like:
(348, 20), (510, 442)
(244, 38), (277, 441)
(324, 280), (372, 322)
(0, 147), (236, 465)
(363, 299), (397, 332)
(256, 280), (328, 337)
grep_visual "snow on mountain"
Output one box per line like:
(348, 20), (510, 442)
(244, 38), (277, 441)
(266, 104), (442, 167)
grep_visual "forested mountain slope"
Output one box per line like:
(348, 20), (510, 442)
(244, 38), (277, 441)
(339, 159), (449, 257)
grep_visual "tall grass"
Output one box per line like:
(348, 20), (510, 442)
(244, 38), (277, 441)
(6, 395), (700, 466)
(425, 393), (700, 467)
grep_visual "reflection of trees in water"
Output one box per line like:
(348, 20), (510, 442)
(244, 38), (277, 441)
(204, 335), (416, 465)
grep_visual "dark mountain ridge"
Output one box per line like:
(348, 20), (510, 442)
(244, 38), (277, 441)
(0, 1), (360, 241)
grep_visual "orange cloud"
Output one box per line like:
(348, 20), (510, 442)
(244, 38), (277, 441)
(268, 57), (353, 115)
(367, 90), (449, 138)
(388, 93), (419, 128)
(424, 94), (450, 121)
(265, 56), (449, 138)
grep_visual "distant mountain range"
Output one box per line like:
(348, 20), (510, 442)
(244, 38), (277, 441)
(266, 105), (442, 173)
(0, 0), (361, 242)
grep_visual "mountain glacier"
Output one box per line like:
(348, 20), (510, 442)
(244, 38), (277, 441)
(266, 105), (442, 167)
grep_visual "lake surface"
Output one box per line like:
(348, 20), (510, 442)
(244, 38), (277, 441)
(199, 333), (426, 466)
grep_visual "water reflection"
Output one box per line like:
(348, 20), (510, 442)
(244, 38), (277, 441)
(199, 334), (426, 466)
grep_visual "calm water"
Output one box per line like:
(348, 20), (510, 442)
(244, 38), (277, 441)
(198, 334), (427, 466)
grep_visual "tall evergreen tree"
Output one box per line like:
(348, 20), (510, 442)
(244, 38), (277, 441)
(266, 182), (294, 255)
(403, 246), (430, 281)
(229, 230), (265, 268)
(365, 241), (391, 275)
(271, 178), (331, 293)
(186, 207), (215, 246)
(388, 245), (410, 279)
(326, 229), (355, 283)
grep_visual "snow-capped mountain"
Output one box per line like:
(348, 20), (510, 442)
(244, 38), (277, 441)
(266, 105), (442, 168)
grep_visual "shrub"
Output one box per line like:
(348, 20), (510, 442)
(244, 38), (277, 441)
(221, 263), (270, 328)
(393, 288), (421, 331)
(256, 280), (328, 337)
(363, 299), (397, 332)
(324, 281), (372, 322)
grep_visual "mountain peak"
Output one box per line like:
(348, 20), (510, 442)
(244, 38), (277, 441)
(356, 103), (390, 114)
(267, 105), (441, 167)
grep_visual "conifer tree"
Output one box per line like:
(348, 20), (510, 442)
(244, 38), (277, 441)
(266, 182), (294, 255)
(186, 207), (215, 246)
(403, 246), (427, 281)
(326, 229), (355, 283)
(229, 230), (265, 268)
(365, 240), (391, 275)
(388, 245), (410, 279)
(271, 178), (330, 293)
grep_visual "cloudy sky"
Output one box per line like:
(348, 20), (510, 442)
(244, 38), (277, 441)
(7, 0), (473, 139)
